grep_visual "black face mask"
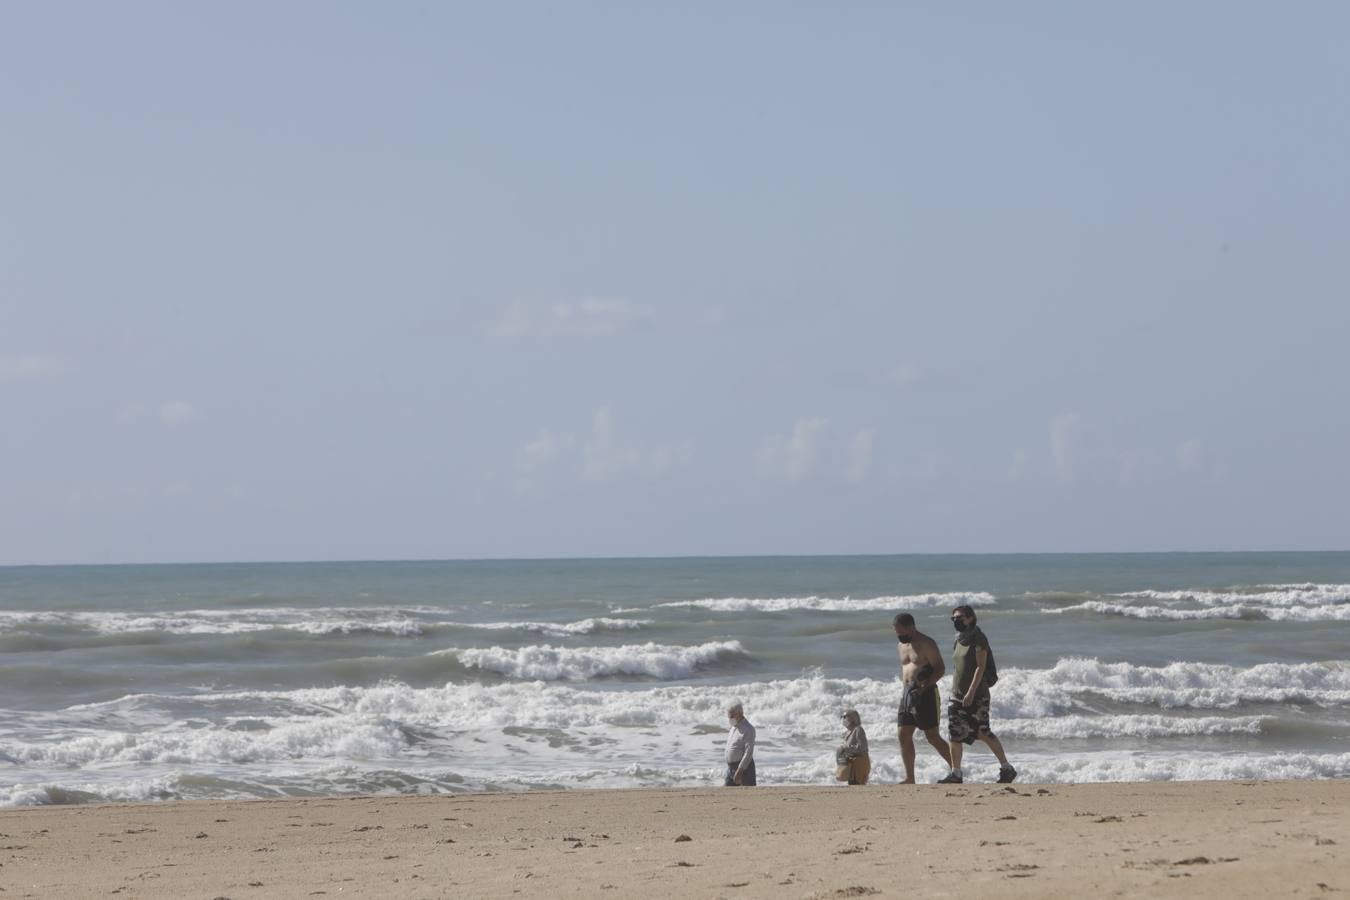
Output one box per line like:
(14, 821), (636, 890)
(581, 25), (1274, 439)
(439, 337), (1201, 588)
(897, 634), (912, 644)
(952, 619), (968, 633)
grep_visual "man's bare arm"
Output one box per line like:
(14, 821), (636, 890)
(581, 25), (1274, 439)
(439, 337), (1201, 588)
(924, 640), (946, 682)
(911, 637), (942, 690)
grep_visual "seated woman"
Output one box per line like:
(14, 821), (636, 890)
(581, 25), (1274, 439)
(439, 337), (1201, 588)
(835, 709), (871, 785)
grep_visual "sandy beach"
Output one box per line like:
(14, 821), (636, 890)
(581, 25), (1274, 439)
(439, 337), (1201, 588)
(0, 780), (1345, 898)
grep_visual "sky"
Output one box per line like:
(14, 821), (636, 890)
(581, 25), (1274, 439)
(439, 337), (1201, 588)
(2, 3), (1348, 565)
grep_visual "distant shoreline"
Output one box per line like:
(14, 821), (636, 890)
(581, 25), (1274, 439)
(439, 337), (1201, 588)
(5, 547), (1350, 569)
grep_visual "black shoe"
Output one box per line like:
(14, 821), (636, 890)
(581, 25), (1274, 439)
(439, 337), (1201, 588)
(997, 766), (1018, 784)
(936, 771), (963, 784)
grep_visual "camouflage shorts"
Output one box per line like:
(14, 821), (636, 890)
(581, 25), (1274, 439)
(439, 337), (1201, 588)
(947, 695), (994, 746)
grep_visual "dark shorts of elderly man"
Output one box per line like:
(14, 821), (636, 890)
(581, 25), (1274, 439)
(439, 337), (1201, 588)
(723, 701), (757, 786)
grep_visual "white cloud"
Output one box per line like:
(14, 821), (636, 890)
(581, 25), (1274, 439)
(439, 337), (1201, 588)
(759, 420), (888, 484)
(492, 298), (652, 339)
(515, 408), (690, 484)
(555, 299), (649, 336)
(1036, 419), (1229, 488)
(519, 430), (564, 473)
(759, 418), (829, 482)
(0, 354), (70, 381)
(583, 407), (690, 481)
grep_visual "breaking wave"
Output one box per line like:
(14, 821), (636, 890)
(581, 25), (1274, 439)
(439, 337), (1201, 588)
(1041, 583), (1350, 623)
(3, 656), (1348, 805)
(0, 608), (429, 637)
(446, 640), (748, 681)
(455, 618), (649, 637)
(995, 658), (1350, 713)
(1045, 601), (1350, 622)
(1120, 583), (1350, 608)
(657, 592), (997, 613)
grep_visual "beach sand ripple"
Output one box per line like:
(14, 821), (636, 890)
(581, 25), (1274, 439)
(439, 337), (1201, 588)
(0, 781), (1346, 897)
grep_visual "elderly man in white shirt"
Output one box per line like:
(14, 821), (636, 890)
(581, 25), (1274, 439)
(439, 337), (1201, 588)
(723, 701), (756, 786)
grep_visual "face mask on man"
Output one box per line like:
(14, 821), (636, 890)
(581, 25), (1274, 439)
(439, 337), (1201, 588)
(952, 619), (968, 633)
(897, 634), (913, 644)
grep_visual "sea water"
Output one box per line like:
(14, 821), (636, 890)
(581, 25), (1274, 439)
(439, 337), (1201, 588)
(1, 553), (1348, 805)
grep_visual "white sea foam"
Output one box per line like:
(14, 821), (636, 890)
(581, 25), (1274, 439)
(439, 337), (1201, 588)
(1039, 583), (1350, 622)
(1047, 599), (1350, 622)
(3, 659), (1348, 806)
(284, 619), (426, 636)
(0, 608), (430, 637)
(0, 609), (655, 639)
(1016, 750), (1350, 784)
(0, 775), (184, 807)
(1045, 601), (1247, 620)
(20, 661), (1347, 765)
(49, 659), (1337, 744)
(656, 592), (997, 613)
(994, 658), (1350, 713)
(4, 716), (411, 767)
(448, 640), (748, 681)
(4, 747), (1349, 805)
(456, 618), (649, 637)
(994, 713), (1268, 739)
(272, 671), (895, 733)
(1119, 583), (1350, 608)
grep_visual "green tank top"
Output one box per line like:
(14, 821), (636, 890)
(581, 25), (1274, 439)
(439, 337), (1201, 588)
(952, 632), (990, 696)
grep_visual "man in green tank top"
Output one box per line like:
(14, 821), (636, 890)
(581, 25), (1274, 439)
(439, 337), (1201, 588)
(937, 605), (1016, 785)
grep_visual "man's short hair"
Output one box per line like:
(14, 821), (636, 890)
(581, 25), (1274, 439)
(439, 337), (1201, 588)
(952, 604), (977, 624)
(893, 612), (915, 628)
(727, 701), (744, 716)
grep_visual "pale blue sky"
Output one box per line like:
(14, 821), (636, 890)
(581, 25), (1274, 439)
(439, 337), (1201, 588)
(2, 3), (1348, 564)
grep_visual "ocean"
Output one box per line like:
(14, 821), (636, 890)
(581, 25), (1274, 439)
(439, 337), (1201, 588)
(1, 553), (1348, 806)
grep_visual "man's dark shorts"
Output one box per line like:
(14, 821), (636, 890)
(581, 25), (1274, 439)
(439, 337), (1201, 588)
(724, 760), (756, 786)
(947, 692), (994, 745)
(897, 682), (940, 729)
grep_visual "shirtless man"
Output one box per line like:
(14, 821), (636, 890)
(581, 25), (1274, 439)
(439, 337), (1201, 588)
(892, 612), (954, 783)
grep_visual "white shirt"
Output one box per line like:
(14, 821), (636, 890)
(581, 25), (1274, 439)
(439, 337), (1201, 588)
(724, 717), (756, 770)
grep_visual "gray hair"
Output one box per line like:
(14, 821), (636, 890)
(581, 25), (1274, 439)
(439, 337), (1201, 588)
(726, 700), (744, 717)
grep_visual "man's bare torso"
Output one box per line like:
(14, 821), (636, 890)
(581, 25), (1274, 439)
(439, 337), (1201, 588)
(899, 634), (942, 685)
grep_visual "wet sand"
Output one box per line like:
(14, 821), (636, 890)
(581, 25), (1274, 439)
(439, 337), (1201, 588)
(0, 780), (1346, 898)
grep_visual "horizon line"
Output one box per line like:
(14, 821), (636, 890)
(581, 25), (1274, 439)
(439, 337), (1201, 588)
(3, 547), (1350, 570)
